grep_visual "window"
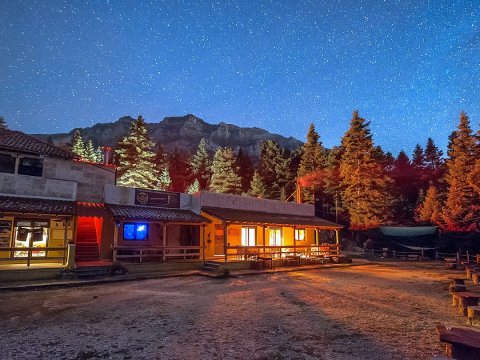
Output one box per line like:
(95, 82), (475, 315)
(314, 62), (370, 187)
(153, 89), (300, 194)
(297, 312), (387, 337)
(123, 223), (148, 241)
(13, 219), (50, 258)
(241, 227), (256, 246)
(0, 154), (15, 174)
(269, 227), (282, 246)
(18, 157), (43, 177)
(0, 219), (12, 248)
(295, 229), (305, 241)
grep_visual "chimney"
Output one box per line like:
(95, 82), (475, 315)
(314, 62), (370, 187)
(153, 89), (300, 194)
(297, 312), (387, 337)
(103, 146), (112, 165)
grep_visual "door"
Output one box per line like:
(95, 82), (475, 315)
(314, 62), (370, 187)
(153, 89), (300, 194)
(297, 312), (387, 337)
(214, 224), (224, 255)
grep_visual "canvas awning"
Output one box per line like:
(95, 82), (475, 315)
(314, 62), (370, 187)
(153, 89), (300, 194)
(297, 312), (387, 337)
(202, 206), (342, 229)
(106, 204), (210, 224)
(380, 226), (437, 237)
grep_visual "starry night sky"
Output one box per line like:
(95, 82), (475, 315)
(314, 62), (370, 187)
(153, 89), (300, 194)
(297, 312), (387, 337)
(1, 1), (479, 155)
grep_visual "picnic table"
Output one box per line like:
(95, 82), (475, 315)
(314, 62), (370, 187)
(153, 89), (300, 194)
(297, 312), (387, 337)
(436, 325), (480, 360)
(452, 292), (480, 316)
(258, 256), (273, 269)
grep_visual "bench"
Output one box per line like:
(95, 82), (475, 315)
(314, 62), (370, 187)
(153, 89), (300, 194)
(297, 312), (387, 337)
(436, 324), (480, 360)
(450, 284), (467, 294)
(472, 273), (480, 286)
(452, 292), (480, 316)
(407, 254), (419, 261)
(258, 256), (273, 269)
(467, 306), (480, 327)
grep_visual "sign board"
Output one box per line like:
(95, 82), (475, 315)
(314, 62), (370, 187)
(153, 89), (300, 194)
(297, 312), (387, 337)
(134, 189), (180, 208)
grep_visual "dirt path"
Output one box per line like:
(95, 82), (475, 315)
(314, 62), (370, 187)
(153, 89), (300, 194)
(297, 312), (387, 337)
(0, 263), (466, 359)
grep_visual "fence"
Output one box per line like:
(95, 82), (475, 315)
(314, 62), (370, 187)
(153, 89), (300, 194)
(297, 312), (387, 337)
(0, 246), (68, 267)
(368, 248), (476, 262)
(225, 244), (340, 261)
(113, 245), (204, 262)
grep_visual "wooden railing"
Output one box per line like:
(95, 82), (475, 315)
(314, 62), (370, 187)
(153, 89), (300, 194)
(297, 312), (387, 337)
(113, 246), (204, 262)
(226, 244), (340, 261)
(0, 246), (68, 267)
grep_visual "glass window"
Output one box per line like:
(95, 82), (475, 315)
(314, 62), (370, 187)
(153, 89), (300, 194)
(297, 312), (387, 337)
(295, 229), (305, 241)
(18, 157), (43, 177)
(269, 228), (282, 246)
(0, 154), (16, 174)
(123, 223), (148, 241)
(241, 227), (256, 246)
(0, 220), (12, 248)
(13, 219), (49, 258)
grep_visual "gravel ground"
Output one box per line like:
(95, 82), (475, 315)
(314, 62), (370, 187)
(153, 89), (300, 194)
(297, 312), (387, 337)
(0, 262), (467, 360)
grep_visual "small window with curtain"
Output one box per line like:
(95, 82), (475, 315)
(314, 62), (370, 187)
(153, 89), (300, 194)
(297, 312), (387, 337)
(18, 157), (43, 177)
(269, 227), (282, 246)
(123, 223), (148, 241)
(295, 229), (305, 241)
(241, 227), (256, 246)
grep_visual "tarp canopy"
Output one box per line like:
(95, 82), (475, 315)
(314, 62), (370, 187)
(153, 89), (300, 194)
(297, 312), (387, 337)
(380, 226), (437, 237)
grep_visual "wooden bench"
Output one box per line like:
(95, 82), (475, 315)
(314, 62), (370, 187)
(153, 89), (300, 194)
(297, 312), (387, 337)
(467, 306), (480, 327)
(450, 284), (467, 294)
(452, 292), (480, 316)
(258, 256), (273, 269)
(407, 254), (419, 261)
(436, 324), (480, 359)
(472, 273), (480, 285)
(285, 255), (301, 267)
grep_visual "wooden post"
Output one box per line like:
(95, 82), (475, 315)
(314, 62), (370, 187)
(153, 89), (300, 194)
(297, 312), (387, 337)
(62, 218), (69, 265)
(262, 226), (266, 255)
(293, 226), (296, 256)
(113, 222), (119, 262)
(202, 225), (206, 262)
(335, 229), (340, 245)
(163, 222), (167, 262)
(223, 223), (228, 262)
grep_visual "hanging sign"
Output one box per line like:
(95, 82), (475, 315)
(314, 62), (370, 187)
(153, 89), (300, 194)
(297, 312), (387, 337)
(134, 189), (180, 208)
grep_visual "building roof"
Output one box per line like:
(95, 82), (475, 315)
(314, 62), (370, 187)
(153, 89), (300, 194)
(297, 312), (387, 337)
(106, 204), (210, 224)
(202, 207), (342, 229)
(76, 202), (110, 217)
(0, 196), (76, 216)
(0, 128), (75, 159)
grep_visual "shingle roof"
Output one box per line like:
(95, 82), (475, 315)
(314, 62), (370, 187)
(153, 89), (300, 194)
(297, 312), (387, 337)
(202, 207), (342, 228)
(0, 196), (76, 215)
(76, 202), (109, 217)
(106, 204), (210, 223)
(0, 128), (75, 159)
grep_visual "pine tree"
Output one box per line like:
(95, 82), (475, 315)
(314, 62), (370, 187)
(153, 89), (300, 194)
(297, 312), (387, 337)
(187, 179), (200, 194)
(323, 146), (343, 220)
(0, 116), (8, 130)
(158, 167), (172, 191)
(411, 144), (425, 170)
(168, 148), (192, 192)
(209, 147), (242, 194)
(442, 111), (479, 231)
(469, 129), (480, 195)
(339, 111), (393, 230)
(84, 140), (97, 162)
(258, 140), (289, 200)
(95, 146), (103, 163)
(424, 138), (443, 169)
(190, 138), (212, 190)
(415, 185), (442, 224)
(115, 115), (159, 189)
(248, 170), (267, 198)
(236, 149), (254, 193)
(297, 123), (326, 204)
(71, 130), (85, 159)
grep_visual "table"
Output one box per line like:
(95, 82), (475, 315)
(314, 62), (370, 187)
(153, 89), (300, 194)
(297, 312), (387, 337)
(437, 324), (480, 360)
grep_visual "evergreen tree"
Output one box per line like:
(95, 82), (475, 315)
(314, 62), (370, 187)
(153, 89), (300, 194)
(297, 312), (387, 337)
(339, 111), (393, 230)
(0, 116), (8, 130)
(95, 146), (103, 163)
(411, 144), (425, 170)
(71, 130), (85, 158)
(442, 112), (479, 231)
(84, 140), (97, 162)
(424, 138), (443, 169)
(415, 185), (442, 225)
(248, 171), (267, 198)
(209, 147), (242, 194)
(323, 146), (344, 221)
(236, 149), (254, 193)
(168, 148), (192, 192)
(115, 115), (159, 189)
(297, 123), (326, 203)
(190, 138), (212, 190)
(187, 179), (200, 194)
(258, 140), (289, 200)
(469, 130), (480, 195)
(158, 167), (172, 191)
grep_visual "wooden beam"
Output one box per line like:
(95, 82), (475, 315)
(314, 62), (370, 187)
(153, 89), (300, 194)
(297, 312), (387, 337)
(163, 222), (167, 262)
(262, 226), (266, 255)
(223, 222), (228, 262)
(202, 224), (206, 262)
(113, 222), (119, 262)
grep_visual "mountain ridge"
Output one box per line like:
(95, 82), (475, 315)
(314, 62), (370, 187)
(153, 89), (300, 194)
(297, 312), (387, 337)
(34, 114), (303, 158)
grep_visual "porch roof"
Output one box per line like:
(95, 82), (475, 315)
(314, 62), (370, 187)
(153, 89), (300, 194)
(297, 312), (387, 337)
(202, 207), (343, 229)
(0, 195), (76, 216)
(76, 202), (110, 217)
(106, 204), (210, 224)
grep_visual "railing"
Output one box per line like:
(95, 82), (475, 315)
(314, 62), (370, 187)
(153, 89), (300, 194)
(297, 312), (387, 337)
(226, 244), (340, 261)
(366, 249), (475, 262)
(113, 246), (204, 262)
(0, 246), (68, 267)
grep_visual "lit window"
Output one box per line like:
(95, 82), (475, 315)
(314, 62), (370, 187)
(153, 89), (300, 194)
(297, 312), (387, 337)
(0, 154), (16, 174)
(269, 228), (282, 246)
(295, 229), (305, 241)
(13, 219), (49, 258)
(241, 227), (256, 246)
(123, 223), (148, 241)
(18, 157), (43, 177)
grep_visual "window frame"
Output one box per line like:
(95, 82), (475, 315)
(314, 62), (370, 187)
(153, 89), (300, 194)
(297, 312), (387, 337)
(294, 228), (306, 242)
(269, 227), (282, 246)
(241, 226), (256, 247)
(0, 153), (16, 174)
